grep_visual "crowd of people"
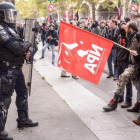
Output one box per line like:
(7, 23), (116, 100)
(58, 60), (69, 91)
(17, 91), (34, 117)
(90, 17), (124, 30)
(36, 17), (140, 126)
(2, 1), (140, 140)
(16, 16), (140, 126)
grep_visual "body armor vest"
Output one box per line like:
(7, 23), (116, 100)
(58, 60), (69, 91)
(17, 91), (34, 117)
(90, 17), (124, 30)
(0, 22), (24, 70)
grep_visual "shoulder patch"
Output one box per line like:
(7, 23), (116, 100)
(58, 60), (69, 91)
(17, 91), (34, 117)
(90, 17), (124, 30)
(0, 25), (4, 30)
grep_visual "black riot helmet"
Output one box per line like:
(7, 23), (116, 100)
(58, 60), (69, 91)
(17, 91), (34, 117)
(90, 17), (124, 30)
(0, 2), (18, 24)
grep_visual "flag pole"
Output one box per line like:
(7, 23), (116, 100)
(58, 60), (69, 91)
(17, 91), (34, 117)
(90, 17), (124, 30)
(114, 42), (131, 52)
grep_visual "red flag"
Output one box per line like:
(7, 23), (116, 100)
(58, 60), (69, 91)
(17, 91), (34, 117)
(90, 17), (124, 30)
(58, 21), (114, 85)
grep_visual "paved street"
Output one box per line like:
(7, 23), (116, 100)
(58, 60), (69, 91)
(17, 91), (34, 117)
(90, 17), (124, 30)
(6, 43), (140, 140)
(1, 0), (140, 140)
(37, 42), (138, 121)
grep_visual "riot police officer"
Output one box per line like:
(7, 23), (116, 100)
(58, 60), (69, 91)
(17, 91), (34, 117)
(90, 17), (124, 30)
(0, 2), (38, 140)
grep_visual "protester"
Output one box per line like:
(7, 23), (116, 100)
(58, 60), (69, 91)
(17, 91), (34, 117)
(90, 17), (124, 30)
(53, 20), (58, 31)
(79, 23), (83, 28)
(106, 20), (110, 30)
(99, 20), (108, 38)
(132, 34), (140, 124)
(91, 20), (101, 36)
(83, 23), (91, 32)
(41, 23), (47, 47)
(61, 21), (79, 79)
(107, 19), (119, 81)
(40, 23), (58, 65)
(115, 22), (133, 106)
(127, 32), (140, 113)
(16, 22), (24, 39)
(103, 21), (139, 112)
(124, 17), (131, 23)
(36, 22), (41, 42)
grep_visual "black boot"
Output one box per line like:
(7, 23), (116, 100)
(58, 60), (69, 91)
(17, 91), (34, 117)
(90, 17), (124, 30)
(0, 130), (13, 140)
(103, 93), (120, 112)
(127, 102), (140, 112)
(17, 112), (38, 129)
(0, 97), (13, 140)
(16, 91), (38, 128)
(107, 73), (114, 78)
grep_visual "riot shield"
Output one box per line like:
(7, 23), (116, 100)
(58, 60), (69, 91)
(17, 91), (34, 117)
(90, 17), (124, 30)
(22, 19), (36, 96)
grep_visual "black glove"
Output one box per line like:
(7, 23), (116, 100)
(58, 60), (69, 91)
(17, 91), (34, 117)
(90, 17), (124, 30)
(23, 41), (32, 52)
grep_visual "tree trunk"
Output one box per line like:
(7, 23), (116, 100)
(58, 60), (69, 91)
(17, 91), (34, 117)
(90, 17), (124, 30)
(92, 4), (95, 20)
(56, 9), (60, 21)
(123, 0), (126, 17)
(127, 0), (132, 16)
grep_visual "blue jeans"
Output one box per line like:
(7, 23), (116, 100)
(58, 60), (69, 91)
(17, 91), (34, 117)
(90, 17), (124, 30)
(42, 43), (55, 64)
(41, 36), (46, 47)
(0, 69), (28, 114)
(117, 61), (133, 103)
(107, 48), (118, 77)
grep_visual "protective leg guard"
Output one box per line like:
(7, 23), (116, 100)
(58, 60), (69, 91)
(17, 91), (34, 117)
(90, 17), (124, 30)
(16, 92), (38, 129)
(0, 97), (13, 140)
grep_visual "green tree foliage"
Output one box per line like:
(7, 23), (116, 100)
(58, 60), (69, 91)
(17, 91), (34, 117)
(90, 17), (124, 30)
(52, 0), (68, 18)
(53, 0), (67, 12)
(15, 0), (67, 19)
(71, 0), (101, 20)
(15, 0), (138, 20)
(16, 0), (49, 19)
(71, 0), (121, 19)
(100, 0), (117, 12)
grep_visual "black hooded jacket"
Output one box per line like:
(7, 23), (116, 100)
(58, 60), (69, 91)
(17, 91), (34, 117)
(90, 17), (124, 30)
(91, 21), (101, 36)
(116, 22), (129, 63)
(108, 26), (120, 49)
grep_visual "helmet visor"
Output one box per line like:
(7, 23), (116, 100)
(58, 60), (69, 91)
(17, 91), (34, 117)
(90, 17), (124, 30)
(4, 9), (17, 24)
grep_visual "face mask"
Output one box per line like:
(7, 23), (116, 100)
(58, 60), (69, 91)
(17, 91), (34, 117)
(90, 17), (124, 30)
(92, 23), (97, 28)
(120, 28), (126, 36)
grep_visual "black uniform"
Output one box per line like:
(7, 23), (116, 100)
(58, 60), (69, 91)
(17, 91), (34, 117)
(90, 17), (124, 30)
(0, 2), (38, 140)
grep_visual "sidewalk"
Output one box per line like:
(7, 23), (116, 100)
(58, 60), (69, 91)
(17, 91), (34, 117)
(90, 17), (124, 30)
(6, 69), (98, 140)
(33, 53), (140, 140)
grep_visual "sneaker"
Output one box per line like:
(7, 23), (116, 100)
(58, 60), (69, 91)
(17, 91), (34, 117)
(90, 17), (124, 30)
(40, 57), (44, 59)
(61, 75), (70, 78)
(121, 101), (132, 108)
(107, 74), (114, 78)
(127, 102), (140, 112)
(72, 76), (79, 79)
(113, 76), (118, 81)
